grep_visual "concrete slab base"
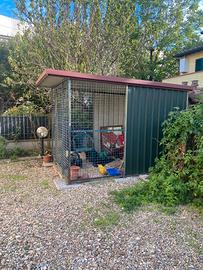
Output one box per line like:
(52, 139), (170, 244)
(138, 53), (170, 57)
(53, 174), (149, 190)
(115, 174), (148, 183)
(139, 174), (149, 181)
(53, 178), (81, 190)
(114, 176), (139, 183)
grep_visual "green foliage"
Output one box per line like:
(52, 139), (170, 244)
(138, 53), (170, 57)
(4, 0), (202, 115)
(0, 0), (202, 114)
(0, 40), (15, 113)
(0, 136), (7, 159)
(93, 212), (119, 228)
(0, 136), (37, 159)
(9, 147), (30, 160)
(112, 103), (203, 212)
(0, 173), (27, 194)
(8, 174), (27, 181)
(3, 103), (45, 115)
(40, 179), (50, 189)
(6, 0), (135, 114)
(120, 0), (203, 81)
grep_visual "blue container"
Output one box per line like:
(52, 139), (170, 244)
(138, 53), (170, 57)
(106, 168), (121, 176)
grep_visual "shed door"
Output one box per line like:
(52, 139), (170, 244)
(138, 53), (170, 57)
(125, 86), (187, 176)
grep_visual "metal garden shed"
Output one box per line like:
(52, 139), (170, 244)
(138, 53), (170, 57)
(36, 69), (192, 184)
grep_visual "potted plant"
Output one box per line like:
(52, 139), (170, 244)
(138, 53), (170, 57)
(43, 150), (53, 163)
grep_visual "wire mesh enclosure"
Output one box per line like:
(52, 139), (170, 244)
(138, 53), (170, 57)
(52, 79), (126, 182)
(37, 69), (190, 182)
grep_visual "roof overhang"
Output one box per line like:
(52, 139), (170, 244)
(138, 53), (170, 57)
(36, 69), (193, 91)
(175, 45), (203, 58)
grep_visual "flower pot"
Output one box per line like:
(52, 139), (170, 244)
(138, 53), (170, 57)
(70, 165), (80, 180)
(43, 154), (52, 163)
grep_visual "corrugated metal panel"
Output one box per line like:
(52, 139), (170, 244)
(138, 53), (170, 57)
(125, 87), (187, 175)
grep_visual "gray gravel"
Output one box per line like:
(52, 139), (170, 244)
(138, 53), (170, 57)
(0, 160), (202, 270)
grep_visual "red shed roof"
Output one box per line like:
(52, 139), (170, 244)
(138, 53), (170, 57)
(36, 69), (192, 91)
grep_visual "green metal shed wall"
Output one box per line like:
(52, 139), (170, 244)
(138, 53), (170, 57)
(125, 86), (187, 175)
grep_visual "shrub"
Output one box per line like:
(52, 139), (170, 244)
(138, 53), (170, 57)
(0, 136), (7, 159)
(9, 147), (29, 160)
(112, 103), (203, 211)
(3, 103), (45, 115)
(0, 136), (37, 160)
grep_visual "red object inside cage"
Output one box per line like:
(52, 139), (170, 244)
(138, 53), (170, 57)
(100, 126), (124, 158)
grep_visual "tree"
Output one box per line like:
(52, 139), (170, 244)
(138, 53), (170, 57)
(5, 0), (136, 112)
(5, 0), (203, 113)
(10, 2), (135, 78)
(0, 40), (13, 113)
(120, 0), (203, 81)
(0, 39), (26, 113)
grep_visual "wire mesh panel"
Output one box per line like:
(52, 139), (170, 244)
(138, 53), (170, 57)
(70, 80), (126, 181)
(52, 79), (126, 183)
(52, 81), (70, 178)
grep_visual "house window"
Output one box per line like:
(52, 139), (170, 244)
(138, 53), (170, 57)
(195, 58), (203, 72)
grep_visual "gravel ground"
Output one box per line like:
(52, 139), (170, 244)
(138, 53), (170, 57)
(0, 159), (202, 270)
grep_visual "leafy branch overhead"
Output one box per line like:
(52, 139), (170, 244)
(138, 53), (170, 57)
(1, 0), (203, 112)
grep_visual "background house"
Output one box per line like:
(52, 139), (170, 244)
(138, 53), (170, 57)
(163, 45), (203, 93)
(0, 15), (22, 40)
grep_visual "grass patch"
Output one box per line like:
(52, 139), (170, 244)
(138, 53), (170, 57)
(93, 212), (119, 228)
(159, 205), (177, 215)
(83, 204), (94, 214)
(8, 174), (27, 181)
(185, 229), (202, 252)
(0, 174), (26, 193)
(187, 238), (201, 252)
(168, 219), (178, 233)
(0, 184), (17, 193)
(83, 202), (120, 229)
(140, 203), (177, 215)
(100, 201), (112, 209)
(0, 137), (38, 160)
(40, 179), (50, 189)
(0, 174), (27, 181)
(111, 182), (149, 212)
(111, 179), (203, 214)
(187, 204), (203, 219)
(0, 174), (27, 193)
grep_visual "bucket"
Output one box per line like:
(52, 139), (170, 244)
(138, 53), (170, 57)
(43, 154), (52, 163)
(70, 166), (80, 180)
(106, 168), (121, 176)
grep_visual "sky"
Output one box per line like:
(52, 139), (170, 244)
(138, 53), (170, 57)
(200, 0), (203, 9)
(0, 0), (203, 19)
(0, 0), (16, 18)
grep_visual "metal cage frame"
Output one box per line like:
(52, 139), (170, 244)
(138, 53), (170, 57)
(37, 69), (190, 185)
(52, 79), (127, 183)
